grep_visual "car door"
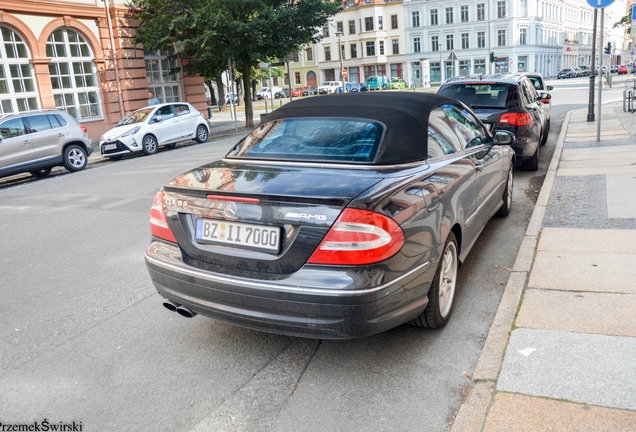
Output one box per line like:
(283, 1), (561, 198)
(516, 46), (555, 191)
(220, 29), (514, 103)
(149, 105), (181, 144)
(23, 114), (67, 168)
(0, 117), (37, 176)
(173, 103), (197, 139)
(519, 80), (543, 147)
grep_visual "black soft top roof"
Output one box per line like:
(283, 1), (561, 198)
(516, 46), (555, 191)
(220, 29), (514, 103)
(263, 92), (459, 164)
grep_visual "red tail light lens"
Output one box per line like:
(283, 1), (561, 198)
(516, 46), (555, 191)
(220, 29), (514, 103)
(150, 190), (177, 243)
(80, 125), (87, 133)
(500, 113), (532, 126)
(307, 208), (404, 265)
(541, 99), (550, 104)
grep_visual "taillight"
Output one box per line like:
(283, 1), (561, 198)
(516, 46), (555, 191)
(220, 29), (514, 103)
(80, 125), (87, 133)
(541, 99), (550, 104)
(307, 208), (404, 265)
(150, 190), (177, 243)
(500, 113), (532, 126)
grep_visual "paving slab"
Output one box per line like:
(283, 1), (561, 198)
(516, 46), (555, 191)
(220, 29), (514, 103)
(529, 251), (636, 293)
(516, 289), (636, 337)
(497, 328), (636, 411)
(537, 227), (636, 253)
(560, 145), (636, 158)
(606, 173), (636, 218)
(484, 392), (636, 432)
(557, 165), (636, 177)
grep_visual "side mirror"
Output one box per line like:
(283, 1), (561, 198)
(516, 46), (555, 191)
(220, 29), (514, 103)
(493, 130), (515, 145)
(547, 85), (554, 91)
(154, 116), (163, 123)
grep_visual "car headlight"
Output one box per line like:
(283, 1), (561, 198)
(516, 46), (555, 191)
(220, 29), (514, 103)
(121, 126), (141, 138)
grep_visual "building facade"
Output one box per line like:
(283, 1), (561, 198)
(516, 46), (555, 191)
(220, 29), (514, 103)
(0, 0), (206, 141)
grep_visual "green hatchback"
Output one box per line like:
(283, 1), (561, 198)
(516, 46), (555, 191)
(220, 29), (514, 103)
(389, 78), (407, 89)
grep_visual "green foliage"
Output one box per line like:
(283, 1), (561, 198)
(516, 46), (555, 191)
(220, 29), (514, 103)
(613, 13), (631, 34)
(128, 0), (341, 126)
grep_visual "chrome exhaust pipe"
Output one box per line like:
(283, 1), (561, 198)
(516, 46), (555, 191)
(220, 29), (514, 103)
(162, 299), (180, 312)
(176, 305), (197, 318)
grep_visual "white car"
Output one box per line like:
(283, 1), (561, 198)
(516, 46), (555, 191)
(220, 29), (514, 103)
(257, 86), (283, 100)
(100, 103), (209, 160)
(318, 81), (342, 94)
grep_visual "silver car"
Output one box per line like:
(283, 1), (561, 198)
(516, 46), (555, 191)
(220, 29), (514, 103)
(0, 110), (92, 179)
(100, 103), (209, 160)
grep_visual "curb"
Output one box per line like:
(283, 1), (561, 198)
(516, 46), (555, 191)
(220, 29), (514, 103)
(450, 108), (573, 431)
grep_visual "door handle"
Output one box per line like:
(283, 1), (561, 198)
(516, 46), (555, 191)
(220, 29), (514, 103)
(58, 133), (64, 137)
(24, 140), (31, 145)
(474, 162), (483, 172)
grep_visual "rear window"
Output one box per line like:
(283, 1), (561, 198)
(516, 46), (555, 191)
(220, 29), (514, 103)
(439, 83), (510, 108)
(226, 118), (384, 163)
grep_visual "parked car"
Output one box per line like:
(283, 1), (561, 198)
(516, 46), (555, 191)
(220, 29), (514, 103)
(570, 67), (582, 77)
(518, 72), (553, 133)
(611, 65), (619, 73)
(557, 69), (573, 79)
(365, 75), (388, 90)
(291, 86), (308, 97)
(337, 82), (362, 92)
(145, 92), (516, 338)
(389, 78), (407, 89)
(438, 74), (550, 170)
(256, 86), (283, 100)
(275, 88), (291, 98)
(302, 86), (318, 96)
(0, 110), (93, 179)
(579, 66), (591, 76)
(618, 65), (628, 75)
(100, 103), (209, 160)
(224, 93), (238, 104)
(317, 81), (342, 94)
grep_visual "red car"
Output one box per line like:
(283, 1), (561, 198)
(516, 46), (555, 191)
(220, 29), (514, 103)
(618, 65), (628, 75)
(291, 86), (308, 97)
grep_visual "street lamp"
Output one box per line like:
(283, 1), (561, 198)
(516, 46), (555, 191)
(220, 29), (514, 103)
(336, 31), (346, 93)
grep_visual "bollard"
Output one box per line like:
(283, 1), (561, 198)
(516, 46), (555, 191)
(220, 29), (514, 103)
(207, 107), (212, 118)
(265, 99), (268, 113)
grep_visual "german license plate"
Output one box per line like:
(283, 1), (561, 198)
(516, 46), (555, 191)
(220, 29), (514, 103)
(103, 143), (117, 151)
(195, 219), (280, 252)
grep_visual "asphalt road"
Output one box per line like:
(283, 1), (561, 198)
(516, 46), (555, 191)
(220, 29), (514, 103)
(0, 79), (617, 431)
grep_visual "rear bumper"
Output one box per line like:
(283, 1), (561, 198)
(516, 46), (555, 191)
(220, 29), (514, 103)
(145, 241), (435, 339)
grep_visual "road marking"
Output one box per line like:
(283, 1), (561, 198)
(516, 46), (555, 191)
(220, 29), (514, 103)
(102, 198), (137, 209)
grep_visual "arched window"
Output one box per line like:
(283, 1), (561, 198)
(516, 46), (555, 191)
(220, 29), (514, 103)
(0, 26), (39, 114)
(47, 28), (101, 120)
(144, 49), (181, 103)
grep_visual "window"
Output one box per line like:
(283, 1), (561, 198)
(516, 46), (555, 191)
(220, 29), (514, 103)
(392, 39), (399, 55)
(144, 49), (181, 104)
(295, 72), (301, 84)
(413, 37), (421, 53)
(446, 34), (454, 51)
(498, 29), (506, 46)
(391, 15), (398, 30)
(174, 104), (190, 116)
(47, 28), (101, 120)
(474, 59), (486, 74)
(349, 20), (356, 34)
(341, 44), (346, 60)
(379, 41), (384, 55)
(324, 46), (331, 61)
(323, 24), (329, 37)
(0, 26), (38, 114)
(366, 41), (375, 56)
(461, 6), (469, 22)
(459, 60), (471, 76)
(412, 12), (420, 28)
(520, 28), (527, 45)
(431, 36), (439, 52)
(0, 118), (26, 138)
(497, 1), (506, 19)
(365, 17), (374, 31)
(378, 16), (383, 30)
(477, 32), (485, 48)
(446, 8), (454, 24)
(430, 10), (438, 26)
(390, 63), (403, 79)
(477, 4), (485, 21)
(461, 33), (469, 49)
(351, 44), (357, 58)
(337, 22), (343, 33)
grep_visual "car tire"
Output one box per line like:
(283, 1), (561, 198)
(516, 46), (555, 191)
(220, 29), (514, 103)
(497, 166), (514, 217)
(63, 145), (88, 172)
(142, 135), (158, 155)
(409, 232), (459, 329)
(523, 143), (540, 171)
(30, 167), (52, 178)
(541, 119), (550, 145)
(195, 125), (209, 143)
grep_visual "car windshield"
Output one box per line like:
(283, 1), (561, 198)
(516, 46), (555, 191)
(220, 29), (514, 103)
(226, 118), (384, 163)
(367, 77), (378, 82)
(320, 82), (331, 86)
(439, 83), (510, 108)
(116, 108), (154, 126)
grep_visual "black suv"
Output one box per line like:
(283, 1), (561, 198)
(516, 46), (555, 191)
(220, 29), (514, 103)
(438, 74), (551, 171)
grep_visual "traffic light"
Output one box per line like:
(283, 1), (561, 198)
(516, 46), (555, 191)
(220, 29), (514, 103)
(605, 43), (612, 55)
(490, 52), (496, 63)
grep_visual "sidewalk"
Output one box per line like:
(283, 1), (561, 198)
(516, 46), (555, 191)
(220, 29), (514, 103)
(452, 101), (636, 431)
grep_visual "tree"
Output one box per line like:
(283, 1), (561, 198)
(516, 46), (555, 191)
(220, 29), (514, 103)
(613, 13), (632, 35)
(129, 0), (340, 127)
